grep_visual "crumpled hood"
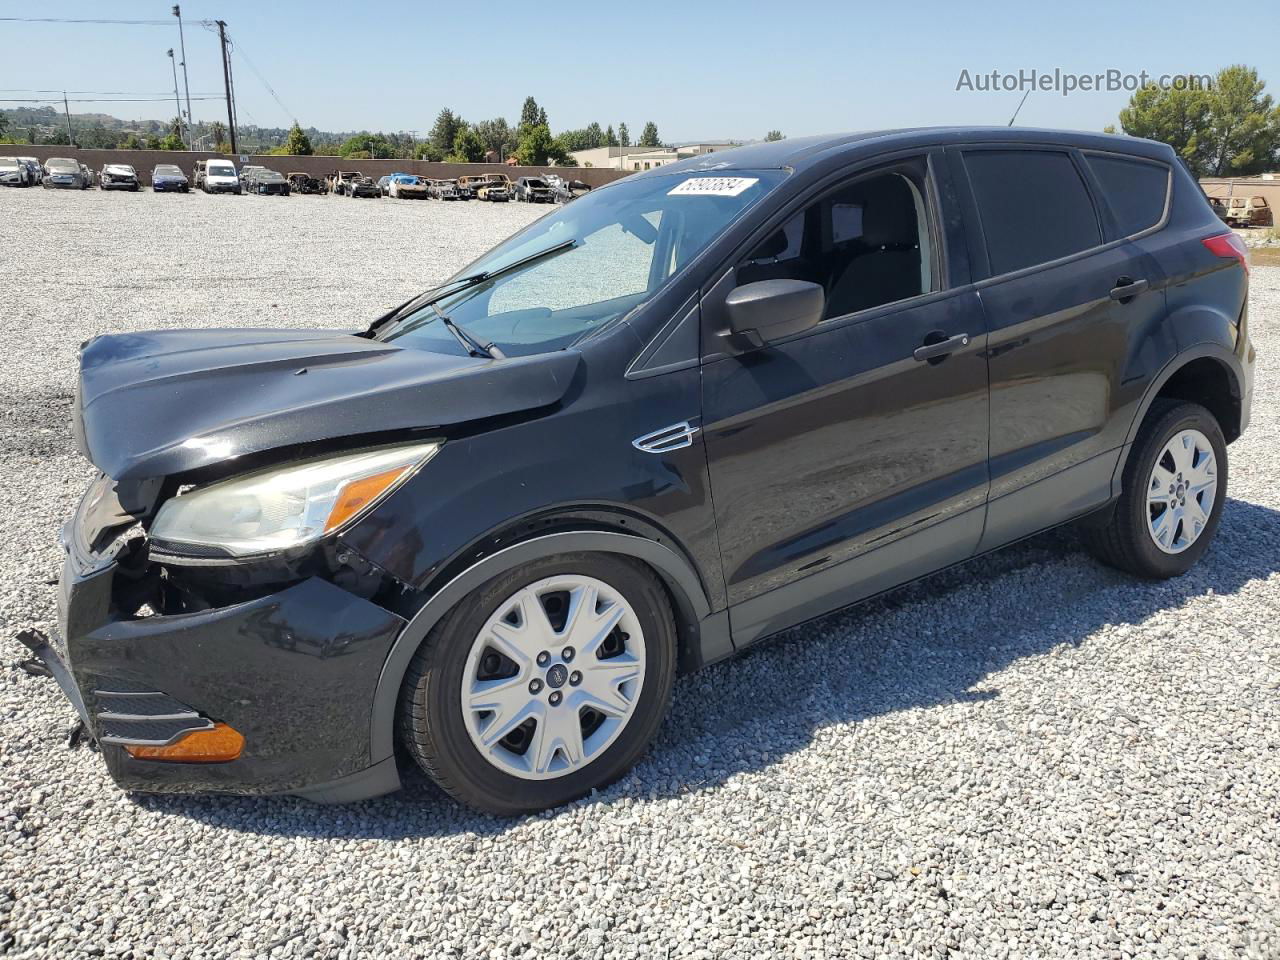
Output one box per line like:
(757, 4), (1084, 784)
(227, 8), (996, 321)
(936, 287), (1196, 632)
(75, 327), (581, 481)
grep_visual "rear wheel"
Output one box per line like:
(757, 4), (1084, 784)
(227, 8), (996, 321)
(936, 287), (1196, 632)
(398, 553), (676, 815)
(1086, 400), (1227, 578)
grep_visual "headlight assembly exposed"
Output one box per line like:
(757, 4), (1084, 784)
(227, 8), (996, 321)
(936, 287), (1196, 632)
(150, 441), (440, 556)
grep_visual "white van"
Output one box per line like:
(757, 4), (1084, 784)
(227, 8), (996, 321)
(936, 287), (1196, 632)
(203, 160), (241, 195)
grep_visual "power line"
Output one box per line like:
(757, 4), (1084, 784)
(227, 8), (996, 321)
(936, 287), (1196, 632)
(223, 32), (294, 123)
(0, 96), (228, 104)
(0, 89), (223, 96)
(0, 16), (214, 26)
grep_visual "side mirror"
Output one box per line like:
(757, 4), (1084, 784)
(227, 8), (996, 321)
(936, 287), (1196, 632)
(723, 279), (825, 349)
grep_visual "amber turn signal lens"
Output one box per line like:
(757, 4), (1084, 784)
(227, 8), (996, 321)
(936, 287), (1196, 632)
(323, 465), (413, 534)
(125, 723), (245, 763)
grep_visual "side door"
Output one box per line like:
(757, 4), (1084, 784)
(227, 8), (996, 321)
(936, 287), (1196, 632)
(949, 145), (1172, 551)
(701, 151), (991, 647)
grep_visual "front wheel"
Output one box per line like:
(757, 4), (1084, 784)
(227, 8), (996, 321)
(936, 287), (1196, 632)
(398, 553), (676, 815)
(1086, 400), (1227, 579)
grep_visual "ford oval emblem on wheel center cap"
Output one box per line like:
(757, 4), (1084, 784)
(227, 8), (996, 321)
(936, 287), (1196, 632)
(546, 664), (568, 689)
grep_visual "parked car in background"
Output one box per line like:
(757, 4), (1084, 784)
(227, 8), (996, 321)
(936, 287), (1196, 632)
(250, 169), (291, 196)
(1223, 195), (1272, 228)
(19, 157), (42, 185)
(287, 172), (327, 194)
(78, 163), (96, 188)
(25, 129), (1254, 816)
(239, 165), (266, 192)
(335, 170), (380, 198)
(43, 157), (89, 189)
(514, 176), (553, 203)
(1208, 196), (1229, 222)
(202, 160), (240, 194)
(377, 175), (394, 196)
(460, 174), (511, 202)
(99, 164), (140, 192)
(544, 174), (591, 203)
(0, 157), (31, 187)
(429, 178), (464, 200)
(387, 174), (430, 199)
(151, 164), (189, 193)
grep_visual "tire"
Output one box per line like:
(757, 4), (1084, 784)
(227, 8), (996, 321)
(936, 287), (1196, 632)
(1085, 399), (1227, 579)
(398, 552), (677, 815)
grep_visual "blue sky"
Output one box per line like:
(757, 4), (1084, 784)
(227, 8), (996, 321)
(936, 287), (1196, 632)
(2, 0), (1274, 141)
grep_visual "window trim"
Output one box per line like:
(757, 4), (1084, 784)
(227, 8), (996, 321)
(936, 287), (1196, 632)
(700, 148), (955, 356)
(1078, 148), (1173, 244)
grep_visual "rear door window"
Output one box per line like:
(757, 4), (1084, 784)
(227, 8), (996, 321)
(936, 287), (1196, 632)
(1084, 154), (1170, 237)
(963, 149), (1101, 275)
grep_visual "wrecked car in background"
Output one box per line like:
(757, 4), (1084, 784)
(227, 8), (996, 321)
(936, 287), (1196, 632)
(388, 174), (431, 199)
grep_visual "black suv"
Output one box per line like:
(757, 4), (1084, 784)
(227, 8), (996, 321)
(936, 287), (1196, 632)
(23, 128), (1253, 814)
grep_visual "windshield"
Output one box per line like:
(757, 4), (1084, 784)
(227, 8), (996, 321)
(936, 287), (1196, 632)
(155, 166), (182, 175)
(208, 164), (235, 176)
(380, 170), (785, 357)
(47, 161), (77, 172)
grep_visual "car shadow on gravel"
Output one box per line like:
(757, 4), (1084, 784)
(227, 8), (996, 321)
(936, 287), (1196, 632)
(138, 495), (1280, 839)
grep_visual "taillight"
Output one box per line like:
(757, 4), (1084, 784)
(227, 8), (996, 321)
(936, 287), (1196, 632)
(1202, 232), (1250, 276)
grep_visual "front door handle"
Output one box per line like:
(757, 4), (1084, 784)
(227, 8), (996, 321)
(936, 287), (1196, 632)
(913, 332), (970, 363)
(1109, 276), (1150, 302)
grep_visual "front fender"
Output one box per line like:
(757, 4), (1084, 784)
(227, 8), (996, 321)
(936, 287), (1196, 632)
(366, 530), (727, 763)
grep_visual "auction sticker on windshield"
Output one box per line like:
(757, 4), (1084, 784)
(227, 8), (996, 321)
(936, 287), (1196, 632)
(668, 177), (760, 197)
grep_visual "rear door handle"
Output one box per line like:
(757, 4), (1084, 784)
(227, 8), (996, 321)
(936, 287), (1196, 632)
(913, 333), (970, 363)
(1109, 276), (1150, 301)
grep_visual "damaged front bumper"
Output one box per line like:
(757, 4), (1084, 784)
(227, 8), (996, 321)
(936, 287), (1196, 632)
(24, 477), (409, 803)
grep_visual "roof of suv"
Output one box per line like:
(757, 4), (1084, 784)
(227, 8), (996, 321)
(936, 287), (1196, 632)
(643, 127), (1175, 178)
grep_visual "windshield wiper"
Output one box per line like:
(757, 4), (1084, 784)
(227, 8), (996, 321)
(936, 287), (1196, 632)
(369, 239), (577, 337)
(431, 303), (506, 360)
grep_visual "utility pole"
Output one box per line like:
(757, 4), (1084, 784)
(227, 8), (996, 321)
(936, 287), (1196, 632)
(173, 5), (193, 148)
(167, 49), (184, 144)
(216, 20), (237, 155)
(62, 92), (74, 147)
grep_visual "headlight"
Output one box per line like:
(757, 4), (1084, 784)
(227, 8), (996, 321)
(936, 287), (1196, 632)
(150, 441), (440, 557)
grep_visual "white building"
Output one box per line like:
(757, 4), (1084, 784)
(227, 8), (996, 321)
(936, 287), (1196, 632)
(570, 141), (743, 171)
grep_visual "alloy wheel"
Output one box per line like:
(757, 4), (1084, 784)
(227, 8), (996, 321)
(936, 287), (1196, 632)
(1147, 428), (1218, 554)
(460, 575), (646, 780)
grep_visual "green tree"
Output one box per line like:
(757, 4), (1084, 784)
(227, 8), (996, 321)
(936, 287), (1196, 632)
(605, 124), (618, 147)
(448, 125), (487, 163)
(552, 136), (579, 167)
(514, 123), (571, 166)
(340, 132), (394, 159)
(537, 106), (548, 128)
(1204, 65), (1280, 176)
(283, 122), (314, 155)
(0, 113), (7, 138)
(618, 122), (630, 147)
(210, 120), (226, 146)
(584, 121), (604, 148)
(121, 133), (142, 150)
(1116, 82), (1213, 173)
(159, 131), (185, 150)
(518, 96), (541, 134)
(474, 117), (513, 158)
(428, 108), (464, 157)
(764, 129), (785, 142)
(1114, 65), (1280, 176)
(557, 128), (592, 151)
(639, 122), (660, 147)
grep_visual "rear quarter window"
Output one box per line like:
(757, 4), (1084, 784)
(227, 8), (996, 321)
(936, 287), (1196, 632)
(1084, 154), (1170, 237)
(963, 149), (1102, 276)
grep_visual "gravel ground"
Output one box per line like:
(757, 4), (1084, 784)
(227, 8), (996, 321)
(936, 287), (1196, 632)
(1, 187), (1278, 960)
